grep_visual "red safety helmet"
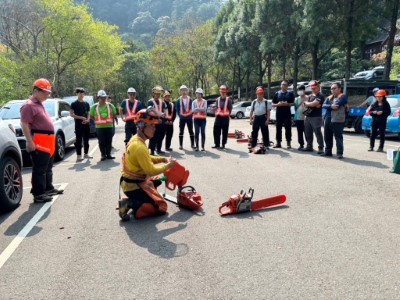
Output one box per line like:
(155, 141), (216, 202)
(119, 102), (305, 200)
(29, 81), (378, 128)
(33, 78), (52, 93)
(134, 108), (160, 125)
(219, 85), (228, 93)
(375, 89), (386, 97)
(256, 87), (264, 95)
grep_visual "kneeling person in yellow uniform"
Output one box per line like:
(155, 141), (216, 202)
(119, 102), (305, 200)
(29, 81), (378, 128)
(119, 108), (176, 220)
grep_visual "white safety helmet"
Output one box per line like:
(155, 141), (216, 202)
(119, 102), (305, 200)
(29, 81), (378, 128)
(195, 88), (204, 94)
(179, 85), (188, 91)
(97, 90), (107, 97)
(127, 87), (136, 93)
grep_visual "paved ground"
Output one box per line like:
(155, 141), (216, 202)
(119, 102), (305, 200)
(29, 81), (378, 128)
(0, 118), (399, 299)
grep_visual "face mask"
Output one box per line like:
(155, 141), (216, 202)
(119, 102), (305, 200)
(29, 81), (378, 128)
(297, 91), (304, 96)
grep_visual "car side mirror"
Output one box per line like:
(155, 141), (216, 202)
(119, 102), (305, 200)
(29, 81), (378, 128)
(60, 111), (70, 118)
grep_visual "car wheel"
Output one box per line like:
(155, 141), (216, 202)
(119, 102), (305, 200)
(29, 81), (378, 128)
(236, 112), (244, 119)
(0, 157), (23, 211)
(365, 130), (370, 137)
(54, 134), (65, 161)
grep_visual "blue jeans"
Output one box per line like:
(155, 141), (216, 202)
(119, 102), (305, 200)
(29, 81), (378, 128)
(323, 117), (345, 155)
(194, 119), (206, 148)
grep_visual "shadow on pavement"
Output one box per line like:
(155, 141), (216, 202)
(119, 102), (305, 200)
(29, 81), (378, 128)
(67, 160), (91, 172)
(222, 147), (250, 158)
(221, 205), (290, 219)
(2, 203), (51, 237)
(120, 208), (204, 259)
(267, 149), (292, 158)
(337, 157), (388, 168)
(90, 159), (120, 171)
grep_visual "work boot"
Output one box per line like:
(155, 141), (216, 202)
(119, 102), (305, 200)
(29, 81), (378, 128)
(368, 147), (374, 152)
(317, 148), (324, 154)
(179, 136), (184, 150)
(273, 143), (281, 149)
(190, 136), (195, 149)
(287, 142), (291, 149)
(46, 188), (64, 196)
(377, 147), (384, 152)
(76, 155), (83, 162)
(118, 199), (130, 221)
(84, 154), (93, 159)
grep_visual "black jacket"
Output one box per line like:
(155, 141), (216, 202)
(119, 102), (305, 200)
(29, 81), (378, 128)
(370, 101), (391, 122)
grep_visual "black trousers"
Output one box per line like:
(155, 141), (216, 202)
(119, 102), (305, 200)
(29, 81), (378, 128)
(75, 124), (90, 155)
(124, 121), (137, 144)
(149, 124), (166, 152)
(30, 150), (54, 196)
(179, 118), (194, 147)
(213, 116), (230, 146)
(96, 127), (114, 157)
(165, 124), (174, 149)
(124, 180), (162, 214)
(370, 119), (387, 149)
(276, 117), (292, 143)
(295, 120), (305, 147)
(251, 115), (270, 147)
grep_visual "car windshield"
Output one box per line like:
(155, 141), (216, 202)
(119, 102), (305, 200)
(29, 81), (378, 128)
(355, 71), (372, 77)
(387, 97), (400, 108)
(0, 101), (55, 119)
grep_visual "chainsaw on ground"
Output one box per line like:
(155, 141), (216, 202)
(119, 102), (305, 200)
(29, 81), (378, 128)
(219, 188), (286, 216)
(160, 162), (203, 211)
(228, 130), (245, 139)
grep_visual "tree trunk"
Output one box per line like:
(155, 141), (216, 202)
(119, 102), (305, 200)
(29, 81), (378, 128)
(311, 41), (319, 79)
(384, 0), (400, 79)
(292, 40), (300, 94)
(267, 54), (272, 99)
(345, 0), (355, 80)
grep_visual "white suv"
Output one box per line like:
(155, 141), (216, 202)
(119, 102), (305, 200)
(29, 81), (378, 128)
(0, 120), (23, 211)
(0, 99), (76, 163)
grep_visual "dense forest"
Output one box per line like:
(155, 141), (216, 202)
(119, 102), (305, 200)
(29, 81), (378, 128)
(1, 0), (400, 104)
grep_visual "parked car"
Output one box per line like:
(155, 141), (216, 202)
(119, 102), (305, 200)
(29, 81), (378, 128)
(362, 94), (400, 138)
(0, 120), (23, 211)
(0, 99), (76, 163)
(351, 67), (384, 80)
(207, 103), (217, 116)
(63, 95), (96, 136)
(244, 100), (273, 119)
(230, 101), (252, 119)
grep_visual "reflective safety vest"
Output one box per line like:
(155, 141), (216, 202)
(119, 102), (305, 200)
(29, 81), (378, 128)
(150, 98), (163, 113)
(95, 103), (113, 125)
(32, 131), (55, 156)
(125, 99), (138, 121)
(216, 97), (230, 117)
(193, 99), (206, 119)
(179, 97), (192, 117)
(165, 101), (174, 122)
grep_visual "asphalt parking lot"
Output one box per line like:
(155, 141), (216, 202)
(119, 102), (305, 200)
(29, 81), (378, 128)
(0, 119), (399, 299)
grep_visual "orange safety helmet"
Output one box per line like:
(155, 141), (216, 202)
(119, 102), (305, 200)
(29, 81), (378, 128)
(375, 89), (387, 97)
(33, 78), (52, 93)
(256, 87), (264, 94)
(134, 108), (160, 125)
(219, 85), (228, 93)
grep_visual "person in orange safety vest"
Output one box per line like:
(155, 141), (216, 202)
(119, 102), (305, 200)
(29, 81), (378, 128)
(192, 88), (208, 151)
(20, 78), (64, 203)
(119, 87), (142, 145)
(212, 85), (232, 149)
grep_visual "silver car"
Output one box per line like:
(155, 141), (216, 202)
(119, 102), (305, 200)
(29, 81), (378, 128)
(230, 101), (252, 119)
(0, 120), (23, 211)
(0, 99), (76, 163)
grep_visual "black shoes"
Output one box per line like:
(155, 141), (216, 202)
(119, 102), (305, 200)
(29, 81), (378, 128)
(157, 150), (165, 155)
(101, 156), (107, 161)
(273, 143), (282, 149)
(212, 145), (219, 149)
(337, 154), (344, 159)
(320, 152), (332, 157)
(301, 148), (313, 152)
(46, 188), (64, 196)
(107, 155), (115, 159)
(376, 148), (384, 152)
(368, 147), (374, 152)
(166, 148), (173, 151)
(317, 148), (324, 154)
(287, 142), (291, 149)
(34, 194), (53, 203)
(298, 146), (304, 151)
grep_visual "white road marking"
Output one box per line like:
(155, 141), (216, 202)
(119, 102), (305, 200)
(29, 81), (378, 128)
(0, 183), (68, 269)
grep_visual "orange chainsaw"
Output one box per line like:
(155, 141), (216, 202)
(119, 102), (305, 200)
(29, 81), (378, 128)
(219, 188), (286, 216)
(161, 162), (203, 211)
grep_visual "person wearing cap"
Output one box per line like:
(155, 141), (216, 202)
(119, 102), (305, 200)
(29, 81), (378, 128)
(272, 80), (295, 149)
(118, 108), (176, 220)
(212, 85), (232, 149)
(192, 88), (208, 151)
(147, 86), (167, 155)
(20, 78), (64, 203)
(175, 85), (194, 150)
(368, 89), (391, 152)
(294, 85), (307, 150)
(302, 80), (325, 154)
(359, 87), (379, 107)
(90, 90), (117, 161)
(321, 82), (348, 159)
(163, 90), (176, 151)
(119, 87), (142, 145)
(70, 87), (93, 161)
(249, 87), (271, 152)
